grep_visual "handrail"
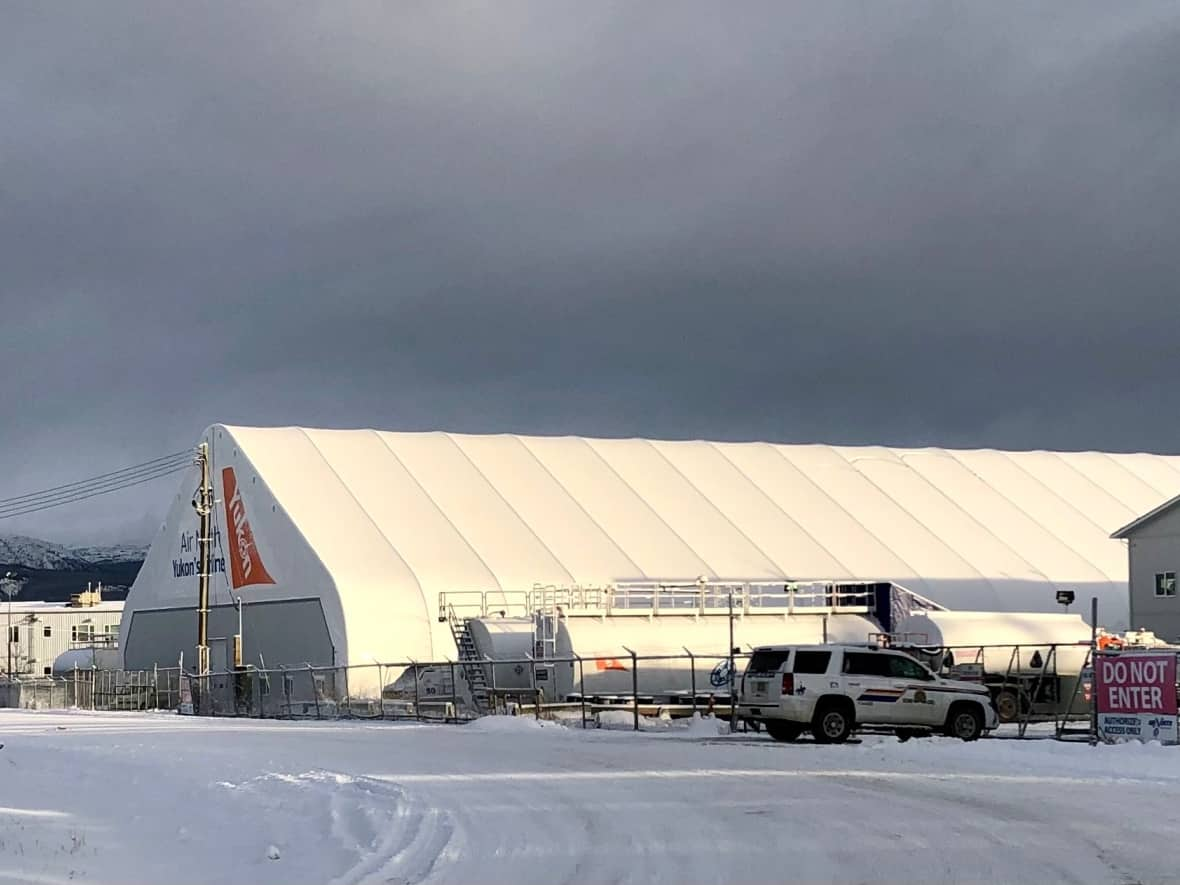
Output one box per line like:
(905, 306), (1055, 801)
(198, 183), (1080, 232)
(439, 580), (882, 621)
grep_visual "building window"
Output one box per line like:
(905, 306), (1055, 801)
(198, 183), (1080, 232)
(43, 666), (51, 676)
(43, 625), (52, 638)
(1156, 572), (1177, 598)
(6, 625), (17, 643)
(71, 624), (95, 643)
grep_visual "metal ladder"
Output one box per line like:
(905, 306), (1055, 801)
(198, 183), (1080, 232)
(531, 588), (559, 702)
(446, 606), (490, 714)
(533, 586), (559, 660)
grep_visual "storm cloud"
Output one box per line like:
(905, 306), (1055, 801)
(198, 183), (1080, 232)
(2, 2), (1179, 542)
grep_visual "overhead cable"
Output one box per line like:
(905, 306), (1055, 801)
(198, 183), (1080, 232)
(0, 450), (194, 507)
(0, 450), (195, 521)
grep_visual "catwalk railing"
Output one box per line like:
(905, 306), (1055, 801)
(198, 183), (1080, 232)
(438, 581), (882, 621)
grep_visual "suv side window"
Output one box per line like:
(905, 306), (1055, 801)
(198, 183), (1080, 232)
(747, 650), (791, 674)
(886, 654), (931, 681)
(843, 652), (891, 677)
(792, 651), (832, 674)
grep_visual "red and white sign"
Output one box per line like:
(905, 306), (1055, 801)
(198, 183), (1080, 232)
(221, 467), (276, 590)
(1095, 653), (1178, 743)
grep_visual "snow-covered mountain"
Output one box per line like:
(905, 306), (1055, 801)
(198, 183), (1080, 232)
(71, 543), (150, 564)
(0, 535), (147, 569)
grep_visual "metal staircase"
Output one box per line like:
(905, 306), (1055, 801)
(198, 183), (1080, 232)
(446, 605), (490, 715)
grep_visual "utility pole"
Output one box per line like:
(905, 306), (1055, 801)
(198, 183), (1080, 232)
(194, 442), (213, 676)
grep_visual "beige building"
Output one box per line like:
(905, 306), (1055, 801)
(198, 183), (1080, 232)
(3, 588), (123, 677)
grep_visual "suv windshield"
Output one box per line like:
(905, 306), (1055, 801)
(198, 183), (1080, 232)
(747, 650), (791, 674)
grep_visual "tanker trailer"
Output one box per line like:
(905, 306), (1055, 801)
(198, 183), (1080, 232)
(465, 609), (879, 703)
(894, 610), (1093, 722)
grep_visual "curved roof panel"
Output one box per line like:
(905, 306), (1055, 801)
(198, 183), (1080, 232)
(220, 426), (1180, 631)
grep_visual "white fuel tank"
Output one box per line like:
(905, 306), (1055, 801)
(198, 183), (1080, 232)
(467, 611), (879, 699)
(895, 610), (1092, 675)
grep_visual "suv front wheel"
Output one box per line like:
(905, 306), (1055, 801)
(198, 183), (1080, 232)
(946, 703), (985, 742)
(812, 700), (854, 744)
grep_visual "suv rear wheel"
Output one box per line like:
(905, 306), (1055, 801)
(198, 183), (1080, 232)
(946, 703), (985, 742)
(812, 700), (854, 744)
(764, 721), (803, 743)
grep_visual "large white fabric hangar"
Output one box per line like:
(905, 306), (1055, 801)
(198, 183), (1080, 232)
(119, 424), (1180, 697)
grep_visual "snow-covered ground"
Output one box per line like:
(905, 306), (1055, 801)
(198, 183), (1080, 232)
(1, 710), (1178, 884)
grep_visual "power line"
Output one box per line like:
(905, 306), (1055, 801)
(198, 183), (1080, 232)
(0, 450), (194, 507)
(0, 456), (193, 515)
(0, 451), (195, 521)
(0, 464), (192, 520)
(0, 457), (194, 515)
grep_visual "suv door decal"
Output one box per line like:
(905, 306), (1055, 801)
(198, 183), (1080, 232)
(857, 687), (905, 704)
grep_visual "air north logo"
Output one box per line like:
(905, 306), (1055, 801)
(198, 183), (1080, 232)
(222, 467), (275, 589)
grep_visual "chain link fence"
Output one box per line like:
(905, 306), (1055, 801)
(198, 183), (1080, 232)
(2, 642), (1097, 736)
(179, 650), (750, 727)
(1, 666), (183, 712)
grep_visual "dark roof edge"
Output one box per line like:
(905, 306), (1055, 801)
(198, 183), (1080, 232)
(1111, 493), (1180, 539)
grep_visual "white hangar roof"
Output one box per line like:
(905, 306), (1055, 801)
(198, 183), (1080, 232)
(215, 425), (1180, 630)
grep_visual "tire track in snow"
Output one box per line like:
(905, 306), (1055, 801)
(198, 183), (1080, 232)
(217, 770), (456, 885)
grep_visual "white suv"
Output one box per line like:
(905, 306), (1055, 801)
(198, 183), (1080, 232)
(737, 644), (998, 743)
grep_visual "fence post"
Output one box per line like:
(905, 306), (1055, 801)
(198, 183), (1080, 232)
(576, 654), (586, 729)
(624, 646), (639, 731)
(410, 659), (420, 722)
(448, 660), (456, 723)
(377, 663), (386, 719)
(684, 647), (697, 716)
(488, 656), (497, 716)
(1090, 596), (1099, 746)
(307, 665), (321, 719)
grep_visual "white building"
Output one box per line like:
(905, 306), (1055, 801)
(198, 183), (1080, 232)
(3, 589), (123, 677)
(119, 424), (1180, 685)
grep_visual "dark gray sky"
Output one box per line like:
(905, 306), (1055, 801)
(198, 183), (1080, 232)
(3, 2), (1179, 543)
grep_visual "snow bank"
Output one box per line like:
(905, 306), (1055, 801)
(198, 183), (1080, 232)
(595, 710), (730, 736)
(678, 713), (731, 737)
(465, 714), (569, 733)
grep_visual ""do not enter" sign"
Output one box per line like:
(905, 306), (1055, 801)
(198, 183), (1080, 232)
(1095, 653), (1178, 743)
